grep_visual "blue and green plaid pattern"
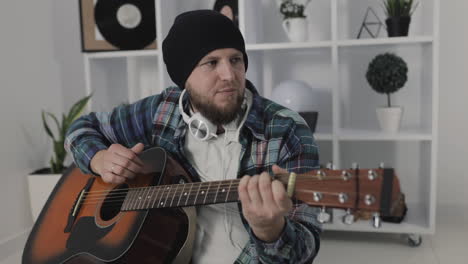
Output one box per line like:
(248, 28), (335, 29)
(66, 82), (321, 263)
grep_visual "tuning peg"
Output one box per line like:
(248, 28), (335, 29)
(315, 170), (326, 180)
(341, 170), (352, 181)
(317, 207), (331, 223)
(313, 192), (323, 202)
(379, 162), (385, 169)
(368, 170), (378, 180)
(326, 161), (334, 170)
(364, 194), (376, 206)
(371, 212), (382, 228)
(351, 162), (359, 170)
(342, 209), (355, 225)
(338, 193), (349, 204)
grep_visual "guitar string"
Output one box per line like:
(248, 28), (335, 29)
(79, 188), (360, 207)
(82, 174), (362, 197)
(80, 178), (363, 202)
(82, 170), (366, 195)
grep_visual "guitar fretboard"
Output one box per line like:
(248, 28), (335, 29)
(121, 179), (240, 211)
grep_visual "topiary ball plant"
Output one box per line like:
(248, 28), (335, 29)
(366, 52), (408, 107)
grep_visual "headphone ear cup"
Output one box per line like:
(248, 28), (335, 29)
(179, 89), (217, 141)
(187, 113), (217, 141)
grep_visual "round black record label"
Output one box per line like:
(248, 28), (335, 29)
(94, 0), (156, 50)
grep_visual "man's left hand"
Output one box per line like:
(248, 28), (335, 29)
(238, 165), (293, 242)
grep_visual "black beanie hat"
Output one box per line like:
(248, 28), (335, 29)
(162, 10), (248, 89)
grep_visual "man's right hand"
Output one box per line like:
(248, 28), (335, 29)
(90, 143), (145, 184)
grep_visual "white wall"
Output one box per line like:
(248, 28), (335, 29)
(0, 0), (466, 260)
(437, 1), (468, 206)
(0, 0), (84, 258)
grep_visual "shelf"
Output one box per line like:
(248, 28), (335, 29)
(246, 41), (332, 51)
(315, 133), (333, 141)
(337, 36), (433, 47)
(337, 128), (432, 141)
(85, 49), (159, 59)
(323, 203), (432, 234)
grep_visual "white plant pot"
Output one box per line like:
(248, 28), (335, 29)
(376, 106), (403, 133)
(282, 18), (308, 42)
(27, 173), (61, 221)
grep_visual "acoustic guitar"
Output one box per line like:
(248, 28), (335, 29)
(22, 147), (406, 263)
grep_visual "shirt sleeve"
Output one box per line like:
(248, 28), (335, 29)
(252, 110), (322, 263)
(64, 94), (161, 175)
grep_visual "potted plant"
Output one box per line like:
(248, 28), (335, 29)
(279, 0), (311, 42)
(382, 0), (419, 37)
(366, 53), (408, 132)
(28, 94), (91, 221)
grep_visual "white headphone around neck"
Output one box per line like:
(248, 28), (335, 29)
(178, 89), (218, 141)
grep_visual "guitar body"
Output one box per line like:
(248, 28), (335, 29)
(23, 147), (196, 264)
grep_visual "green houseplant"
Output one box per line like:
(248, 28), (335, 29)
(366, 53), (408, 132)
(39, 94), (92, 174)
(382, 0), (419, 37)
(28, 94), (92, 221)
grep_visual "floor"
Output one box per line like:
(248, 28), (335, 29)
(3, 205), (467, 264)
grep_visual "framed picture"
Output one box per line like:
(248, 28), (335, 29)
(213, 0), (239, 27)
(79, 0), (157, 52)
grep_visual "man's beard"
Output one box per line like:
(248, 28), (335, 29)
(186, 86), (244, 126)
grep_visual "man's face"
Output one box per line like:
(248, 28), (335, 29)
(185, 48), (246, 126)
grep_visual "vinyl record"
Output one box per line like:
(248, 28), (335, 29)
(94, 0), (156, 50)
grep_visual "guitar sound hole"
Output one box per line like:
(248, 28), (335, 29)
(100, 184), (128, 221)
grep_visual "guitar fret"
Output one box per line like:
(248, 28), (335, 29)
(129, 188), (138, 210)
(177, 184), (185, 207)
(156, 185), (166, 209)
(149, 186), (158, 209)
(141, 187), (151, 209)
(144, 187), (154, 209)
(213, 181), (222, 204)
(122, 188), (132, 210)
(225, 180), (233, 203)
(193, 183), (203, 206)
(203, 182), (211, 204)
(170, 184), (178, 207)
(160, 186), (171, 208)
(151, 185), (161, 209)
(185, 183), (193, 206)
(134, 187), (144, 210)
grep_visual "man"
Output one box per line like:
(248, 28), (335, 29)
(66, 10), (321, 263)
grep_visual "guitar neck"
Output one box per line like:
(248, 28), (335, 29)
(121, 179), (241, 211)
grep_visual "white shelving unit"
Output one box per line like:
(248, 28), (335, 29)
(83, 0), (439, 241)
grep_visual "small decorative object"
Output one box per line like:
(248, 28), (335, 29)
(357, 7), (384, 39)
(79, 0), (157, 51)
(28, 95), (92, 221)
(366, 53), (408, 132)
(382, 0), (419, 37)
(279, 0), (311, 42)
(213, 0), (238, 26)
(272, 80), (319, 132)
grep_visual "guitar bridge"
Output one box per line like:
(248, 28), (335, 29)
(64, 176), (95, 233)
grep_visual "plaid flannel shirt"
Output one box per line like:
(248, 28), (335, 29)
(65, 82), (322, 263)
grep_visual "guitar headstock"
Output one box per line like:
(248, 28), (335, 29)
(282, 166), (406, 225)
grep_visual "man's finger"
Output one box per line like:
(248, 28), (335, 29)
(258, 172), (275, 208)
(272, 164), (288, 175)
(272, 180), (292, 212)
(110, 153), (143, 175)
(247, 175), (263, 206)
(238, 175), (251, 204)
(131, 143), (145, 154)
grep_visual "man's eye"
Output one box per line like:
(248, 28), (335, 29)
(203, 60), (217, 67)
(231, 57), (242, 64)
